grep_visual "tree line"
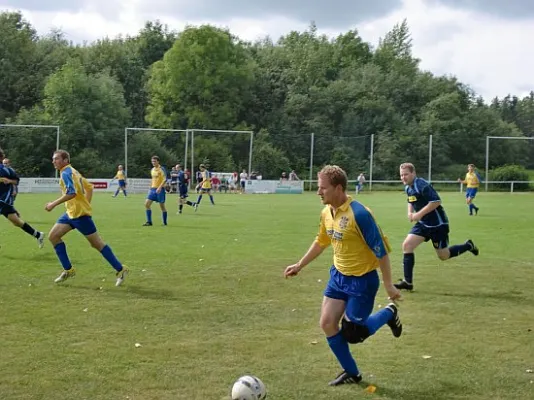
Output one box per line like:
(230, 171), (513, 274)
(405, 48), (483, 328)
(0, 11), (533, 180)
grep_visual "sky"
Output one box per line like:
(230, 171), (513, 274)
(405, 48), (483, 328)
(2, 0), (533, 101)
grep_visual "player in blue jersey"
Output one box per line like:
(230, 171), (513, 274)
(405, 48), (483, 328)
(45, 150), (129, 286)
(2, 158), (18, 202)
(0, 148), (45, 248)
(284, 165), (402, 387)
(175, 164), (196, 214)
(395, 163), (479, 291)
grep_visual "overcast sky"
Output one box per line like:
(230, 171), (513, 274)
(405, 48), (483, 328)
(2, 0), (532, 101)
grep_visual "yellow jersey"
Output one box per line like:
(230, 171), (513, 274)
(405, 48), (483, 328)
(115, 170), (125, 180)
(59, 165), (93, 219)
(201, 170), (212, 189)
(151, 166), (165, 189)
(315, 196), (391, 276)
(463, 172), (480, 188)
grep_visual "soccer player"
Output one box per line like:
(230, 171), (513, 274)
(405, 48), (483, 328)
(0, 148), (44, 248)
(195, 164), (215, 208)
(45, 150), (128, 286)
(356, 173), (366, 194)
(176, 164), (196, 214)
(2, 158), (18, 202)
(111, 165), (127, 197)
(284, 165), (402, 386)
(144, 155), (168, 226)
(457, 164), (481, 215)
(395, 163), (479, 291)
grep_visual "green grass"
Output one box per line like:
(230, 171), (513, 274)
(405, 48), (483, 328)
(0, 191), (533, 400)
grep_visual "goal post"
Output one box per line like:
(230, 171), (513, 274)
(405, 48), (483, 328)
(485, 136), (534, 191)
(0, 124), (61, 178)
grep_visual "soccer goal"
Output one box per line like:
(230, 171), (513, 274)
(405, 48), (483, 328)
(189, 129), (254, 183)
(124, 127), (189, 194)
(0, 124), (61, 180)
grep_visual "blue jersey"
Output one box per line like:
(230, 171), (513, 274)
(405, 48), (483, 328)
(0, 165), (18, 206)
(177, 170), (187, 186)
(405, 177), (448, 228)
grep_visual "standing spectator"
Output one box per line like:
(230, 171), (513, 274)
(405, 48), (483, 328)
(239, 169), (248, 193)
(356, 173), (366, 194)
(289, 170), (299, 181)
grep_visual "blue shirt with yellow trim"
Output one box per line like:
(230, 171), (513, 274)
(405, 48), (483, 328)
(59, 165), (93, 219)
(405, 177), (448, 228)
(315, 196), (391, 276)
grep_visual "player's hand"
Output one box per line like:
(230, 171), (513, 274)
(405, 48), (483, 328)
(0, 177), (9, 184)
(156, 188), (161, 194)
(409, 212), (420, 223)
(457, 178), (462, 183)
(284, 263), (302, 278)
(384, 284), (402, 303)
(45, 202), (55, 212)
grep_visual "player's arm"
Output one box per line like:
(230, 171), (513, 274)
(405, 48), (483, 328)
(284, 213), (330, 277)
(457, 173), (467, 184)
(156, 171), (166, 192)
(82, 178), (94, 203)
(46, 170), (76, 210)
(412, 184), (441, 221)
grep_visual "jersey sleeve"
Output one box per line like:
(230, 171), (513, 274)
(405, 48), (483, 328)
(420, 180), (441, 202)
(61, 169), (76, 195)
(353, 206), (388, 258)
(315, 211), (330, 248)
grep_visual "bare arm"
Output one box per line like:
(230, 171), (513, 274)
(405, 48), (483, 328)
(413, 201), (441, 220)
(284, 241), (327, 277)
(85, 184), (94, 203)
(377, 254), (401, 300)
(48, 193), (76, 209)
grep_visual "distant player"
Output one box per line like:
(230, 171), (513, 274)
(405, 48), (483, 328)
(284, 165), (402, 386)
(195, 164), (215, 208)
(0, 148), (44, 248)
(144, 155), (168, 226)
(111, 165), (127, 197)
(45, 150), (128, 286)
(356, 173), (366, 194)
(457, 164), (481, 215)
(239, 169), (247, 193)
(395, 163), (479, 291)
(176, 164), (196, 214)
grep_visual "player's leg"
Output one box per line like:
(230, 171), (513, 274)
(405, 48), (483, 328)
(144, 197), (153, 226)
(395, 230), (426, 290)
(196, 188), (204, 205)
(434, 227), (478, 260)
(83, 223), (129, 287)
(321, 266), (361, 386)
(470, 190), (479, 215)
(48, 219), (76, 282)
(208, 189), (215, 205)
(121, 181), (127, 197)
(5, 208), (45, 248)
(158, 191), (168, 225)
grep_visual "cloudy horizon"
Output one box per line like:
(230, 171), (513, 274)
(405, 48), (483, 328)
(2, 0), (533, 101)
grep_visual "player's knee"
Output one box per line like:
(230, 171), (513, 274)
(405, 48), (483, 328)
(319, 315), (339, 336)
(341, 319), (370, 344)
(402, 240), (414, 253)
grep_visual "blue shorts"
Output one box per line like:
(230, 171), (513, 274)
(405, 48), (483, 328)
(465, 188), (478, 199)
(179, 185), (188, 198)
(147, 188), (166, 203)
(324, 267), (379, 323)
(118, 179), (126, 188)
(200, 187), (211, 193)
(57, 213), (97, 236)
(410, 222), (449, 249)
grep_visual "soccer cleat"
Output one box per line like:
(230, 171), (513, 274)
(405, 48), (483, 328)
(54, 268), (76, 283)
(385, 303), (402, 338)
(475, 207), (479, 216)
(37, 232), (45, 249)
(142, 222), (153, 226)
(115, 266), (129, 287)
(466, 239), (479, 256)
(328, 371), (362, 386)
(394, 279), (413, 291)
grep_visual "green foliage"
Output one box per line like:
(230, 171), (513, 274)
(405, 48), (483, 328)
(489, 164), (531, 190)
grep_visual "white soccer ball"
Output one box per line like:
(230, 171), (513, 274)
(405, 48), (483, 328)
(231, 375), (267, 400)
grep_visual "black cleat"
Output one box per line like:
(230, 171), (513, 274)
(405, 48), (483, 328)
(466, 239), (479, 256)
(394, 279), (413, 291)
(142, 222), (153, 226)
(328, 371), (362, 386)
(475, 207), (479, 216)
(385, 303), (402, 338)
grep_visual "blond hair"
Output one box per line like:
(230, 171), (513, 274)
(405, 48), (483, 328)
(399, 163), (415, 173)
(318, 165), (347, 191)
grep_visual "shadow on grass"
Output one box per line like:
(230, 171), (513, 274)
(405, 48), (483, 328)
(362, 379), (469, 400)
(435, 290), (526, 303)
(58, 283), (181, 301)
(2, 252), (56, 261)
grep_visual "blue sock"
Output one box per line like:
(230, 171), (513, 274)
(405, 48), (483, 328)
(100, 245), (123, 272)
(469, 204), (474, 214)
(209, 195), (215, 205)
(365, 308), (394, 335)
(114, 189), (120, 196)
(326, 331), (359, 375)
(146, 209), (152, 224)
(449, 243), (471, 258)
(162, 211), (168, 225)
(197, 195), (203, 204)
(54, 242), (72, 270)
(403, 253), (415, 283)
(123, 190), (127, 197)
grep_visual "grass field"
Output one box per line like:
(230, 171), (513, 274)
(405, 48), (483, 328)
(0, 191), (533, 400)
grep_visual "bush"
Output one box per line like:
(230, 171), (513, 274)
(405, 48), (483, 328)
(489, 165), (530, 191)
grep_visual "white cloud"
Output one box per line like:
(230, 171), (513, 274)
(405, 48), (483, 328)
(2, 0), (533, 100)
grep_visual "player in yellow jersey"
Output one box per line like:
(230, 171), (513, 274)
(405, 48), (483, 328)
(457, 164), (481, 215)
(194, 163), (215, 210)
(45, 150), (129, 286)
(284, 165), (402, 387)
(144, 155), (168, 226)
(111, 164), (127, 197)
